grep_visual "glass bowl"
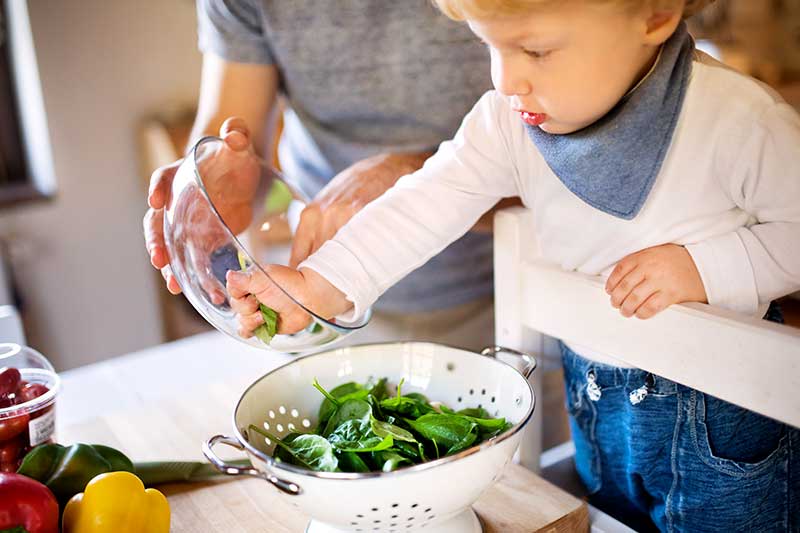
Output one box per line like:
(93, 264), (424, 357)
(163, 136), (371, 354)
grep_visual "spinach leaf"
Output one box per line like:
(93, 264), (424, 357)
(405, 414), (478, 455)
(460, 415), (510, 433)
(439, 404), (456, 415)
(339, 451), (371, 472)
(313, 378), (344, 408)
(326, 417), (393, 452)
(367, 377), (389, 401)
(315, 380), (367, 428)
(405, 392), (430, 403)
(254, 304), (278, 344)
(272, 432), (302, 465)
(457, 407), (491, 419)
(373, 450), (412, 472)
(335, 434), (394, 453)
(248, 425), (339, 471)
(393, 440), (428, 462)
(237, 252), (278, 344)
(446, 425), (479, 455)
(380, 396), (434, 418)
(379, 380), (434, 418)
(322, 398), (372, 437)
(288, 434), (339, 472)
(371, 418), (417, 443)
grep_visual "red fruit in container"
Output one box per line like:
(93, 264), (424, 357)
(0, 367), (21, 397)
(19, 382), (49, 403)
(0, 411), (30, 441)
(0, 345), (60, 459)
(0, 460), (20, 473)
(30, 403), (54, 420)
(0, 435), (24, 464)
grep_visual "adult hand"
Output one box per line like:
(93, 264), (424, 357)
(143, 117), (259, 294)
(605, 243), (707, 319)
(289, 151), (431, 267)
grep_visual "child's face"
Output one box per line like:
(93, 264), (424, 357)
(468, 2), (662, 134)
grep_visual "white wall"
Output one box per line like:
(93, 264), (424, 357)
(0, 0), (202, 370)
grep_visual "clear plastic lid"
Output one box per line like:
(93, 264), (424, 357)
(163, 136), (371, 354)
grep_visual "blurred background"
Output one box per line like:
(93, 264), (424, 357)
(0, 0), (798, 372)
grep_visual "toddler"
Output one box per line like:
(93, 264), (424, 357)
(227, 1), (800, 530)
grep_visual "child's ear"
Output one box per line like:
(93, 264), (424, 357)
(641, 2), (685, 46)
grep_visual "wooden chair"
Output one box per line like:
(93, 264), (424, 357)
(492, 207), (800, 531)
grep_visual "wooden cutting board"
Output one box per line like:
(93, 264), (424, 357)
(58, 381), (588, 532)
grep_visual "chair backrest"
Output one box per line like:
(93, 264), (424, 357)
(0, 305), (26, 346)
(494, 207), (800, 429)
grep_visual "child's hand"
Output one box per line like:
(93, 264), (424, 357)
(226, 265), (350, 337)
(605, 244), (707, 319)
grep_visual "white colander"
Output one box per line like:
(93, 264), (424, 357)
(203, 342), (536, 533)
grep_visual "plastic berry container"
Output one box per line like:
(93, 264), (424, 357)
(0, 343), (60, 472)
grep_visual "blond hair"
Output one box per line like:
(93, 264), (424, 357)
(433, 0), (715, 21)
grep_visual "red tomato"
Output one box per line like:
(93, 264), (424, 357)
(0, 412), (30, 441)
(0, 472), (59, 533)
(19, 382), (49, 403)
(0, 367), (21, 397)
(0, 435), (24, 464)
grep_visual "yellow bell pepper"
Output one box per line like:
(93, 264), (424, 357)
(61, 471), (170, 533)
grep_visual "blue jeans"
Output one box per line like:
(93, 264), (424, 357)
(561, 343), (799, 532)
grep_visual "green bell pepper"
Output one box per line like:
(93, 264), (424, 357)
(17, 443), (250, 505)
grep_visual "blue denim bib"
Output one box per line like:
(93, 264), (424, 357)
(525, 23), (695, 220)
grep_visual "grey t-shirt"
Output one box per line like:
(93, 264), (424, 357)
(197, 0), (494, 313)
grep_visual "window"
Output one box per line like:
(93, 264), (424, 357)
(0, 0), (55, 207)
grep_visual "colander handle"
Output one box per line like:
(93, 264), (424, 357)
(202, 434), (302, 495)
(480, 346), (537, 379)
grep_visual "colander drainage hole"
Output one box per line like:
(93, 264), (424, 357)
(491, 396), (496, 403)
(356, 514), (364, 518)
(391, 515), (398, 519)
(392, 503), (399, 508)
(457, 396), (462, 403)
(411, 503), (418, 508)
(371, 507), (378, 511)
(481, 388), (486, 395)
(424, 508), (431, 513)
(469, 389), (474, 395)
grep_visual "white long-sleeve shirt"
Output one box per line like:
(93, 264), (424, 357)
(302, 53), (800, 357)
